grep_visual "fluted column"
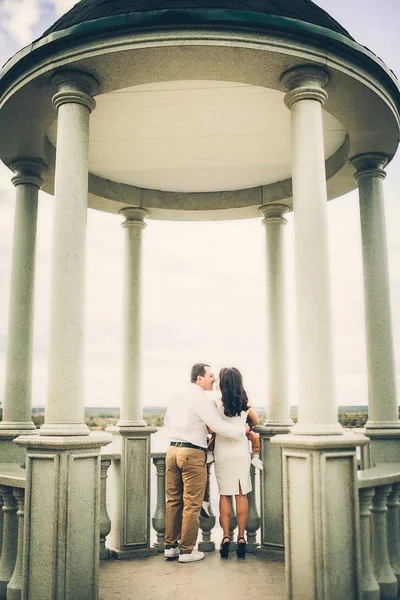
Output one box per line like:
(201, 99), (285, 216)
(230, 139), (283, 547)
(282, 65), (341, 435)
(118, 207), (148, 428)
(0, 159), (45, 437)
(351, 154), (399, 440)
(40, 70), (98, 436)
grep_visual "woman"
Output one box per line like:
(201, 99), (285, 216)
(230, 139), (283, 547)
(213, 367), (259, 559)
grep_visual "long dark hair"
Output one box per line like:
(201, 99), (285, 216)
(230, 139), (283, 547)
(219, 367), (249, 418)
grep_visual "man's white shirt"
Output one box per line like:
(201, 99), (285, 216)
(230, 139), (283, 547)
(164, 383), (244, 448)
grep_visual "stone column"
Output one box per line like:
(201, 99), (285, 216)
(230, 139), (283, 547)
(40, 70), (98, 437)
(256, 203), (293, 556)
(351, 153), (400, 463)
(0, 159), (45, 461)
(107, 207), (156, 558)
(282, 65), (341, 436)
(14, 71), (112, 600)
(271, 65), (369, 600)
(260, 203), (293, 429)
(118, 207), (148, 428)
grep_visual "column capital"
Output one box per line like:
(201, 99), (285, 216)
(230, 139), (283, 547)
(120, 207), (148, 229)
(10, 158), (46, 188)
(52, 70), (99, 112)
(281, 65), (329, 109)
(350, 152), (388, 182)
(260, 203), (290, 225)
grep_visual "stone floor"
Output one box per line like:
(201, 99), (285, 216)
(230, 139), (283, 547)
(99, 551), (286, 600)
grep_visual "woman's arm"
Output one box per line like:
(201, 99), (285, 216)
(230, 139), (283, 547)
(247, 406), (259, 427)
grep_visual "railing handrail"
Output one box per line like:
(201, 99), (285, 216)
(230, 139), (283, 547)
(0, 463), (26, 488)
(357, 462), (400, 489)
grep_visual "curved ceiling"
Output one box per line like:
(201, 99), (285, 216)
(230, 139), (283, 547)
(47, 80), (347, 193)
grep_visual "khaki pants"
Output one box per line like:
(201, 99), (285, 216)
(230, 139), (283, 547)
(165, 446), (207, 553)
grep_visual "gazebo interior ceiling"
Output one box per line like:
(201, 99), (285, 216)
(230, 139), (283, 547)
(47, 80), (347, 193)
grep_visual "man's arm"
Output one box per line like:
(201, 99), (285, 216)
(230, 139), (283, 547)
(196, 398), (244, 439)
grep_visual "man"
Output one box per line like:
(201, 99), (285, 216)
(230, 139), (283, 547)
(164, 362), (244, 563)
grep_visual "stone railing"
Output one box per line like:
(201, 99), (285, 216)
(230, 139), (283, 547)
(100, 450), (262, 556)
(358, 463), (400, 600)
(149, 452), (261, 553)
(0, 463), (26, 600)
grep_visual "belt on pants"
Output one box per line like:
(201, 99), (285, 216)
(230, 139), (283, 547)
(170, 442), (206, 451)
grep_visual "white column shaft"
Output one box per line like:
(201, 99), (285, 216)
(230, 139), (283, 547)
(356, 165), (398, 426)
(283, 66), (340, 434)
(3, 183), (39, 428)
(119, 209), (147, 427)
(261, 205), (292, 426)
(43, 71), (98, 436)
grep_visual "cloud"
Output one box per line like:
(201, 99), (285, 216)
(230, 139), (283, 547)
(0, 0), (40, 46)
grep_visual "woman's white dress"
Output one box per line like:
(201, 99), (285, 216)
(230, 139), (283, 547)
(213, 397), (251, 496)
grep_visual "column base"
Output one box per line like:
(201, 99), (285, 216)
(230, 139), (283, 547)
(365, 420), (400, 429)
(272, 433), (368, 600)
(291, 422), (344, 435)
(255, 427), (290, 550)
(263, 419), (294, 429)
(0, 422), (36, 431)
(39, 422), (91, 436)
(254, 544), (284, 561)
(117, 420), (147, 428)
(0, 429), (38, 463)
(14, 433), (111, 600)
(108, 546), (158, 560)
(107, 426), (157, 557)
(359, 428), (400, 465)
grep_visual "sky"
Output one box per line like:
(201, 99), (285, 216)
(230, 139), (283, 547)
(0, 0), (400, 411)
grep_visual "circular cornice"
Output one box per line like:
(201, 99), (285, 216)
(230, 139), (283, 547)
(0, 9), (399, 221)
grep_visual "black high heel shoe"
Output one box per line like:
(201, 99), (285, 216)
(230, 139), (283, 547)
(236, 537), (246, 559)
(220, 536), (230, 559)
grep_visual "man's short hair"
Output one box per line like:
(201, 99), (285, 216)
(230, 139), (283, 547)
(190, 363), (210, 383)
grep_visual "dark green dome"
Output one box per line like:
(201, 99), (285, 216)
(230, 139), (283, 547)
(43, 0), (353, 40)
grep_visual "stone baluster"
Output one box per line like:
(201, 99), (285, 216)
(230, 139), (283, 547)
(199, 463), (215, 552)
(0, 487), (17, 599)
(359, 487), (380, 600)
(7, 488), (25, 600)
(246, 463), (260, 552)
(152, 454), (166, 552)
(100, 458), (111, 559)
(387, 483), (400, 585)
(371, 485), (397, 598)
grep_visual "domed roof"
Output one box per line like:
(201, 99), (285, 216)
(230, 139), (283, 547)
(43, 0), (353, 40)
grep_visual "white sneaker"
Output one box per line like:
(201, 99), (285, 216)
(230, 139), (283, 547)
(164, 544), (180, 558)
(178, 549), (205, 563)
(251, 456), (264, 470)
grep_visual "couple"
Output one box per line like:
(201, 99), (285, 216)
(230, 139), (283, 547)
(163, 362), (260, 563)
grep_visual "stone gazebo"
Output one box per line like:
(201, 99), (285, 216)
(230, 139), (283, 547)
(0, 0), (399, 599)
